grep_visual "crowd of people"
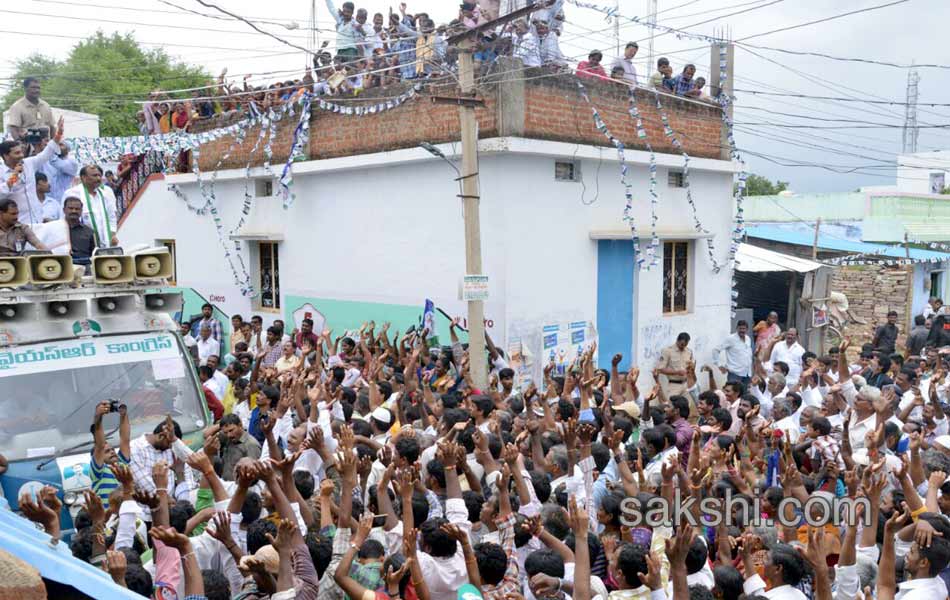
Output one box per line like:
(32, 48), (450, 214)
(129, 0), (713, 135)
(5, 291), (950, 600)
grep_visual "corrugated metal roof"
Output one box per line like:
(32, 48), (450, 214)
(736, 243), (824, 273)
(745, 224), (950, 260)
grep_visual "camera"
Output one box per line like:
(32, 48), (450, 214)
(24, 127), (48, 144)
(108, 399), (121, 413)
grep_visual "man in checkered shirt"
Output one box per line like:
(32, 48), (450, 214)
(128, 418), (197, 519)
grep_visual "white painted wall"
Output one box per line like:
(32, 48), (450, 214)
(898, 151), (950, 194)
(119, 137), (735, 377)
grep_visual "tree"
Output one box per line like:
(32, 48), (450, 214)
(741, 174), (790, 196)
(2, 32), (210, 137)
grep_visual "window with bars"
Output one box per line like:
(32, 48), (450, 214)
(663, 241), (690, 314)
(258, 242), (281, 311)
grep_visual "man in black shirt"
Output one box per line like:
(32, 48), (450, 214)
(873, 310), (900, 355)
(64, 196), (96, 266)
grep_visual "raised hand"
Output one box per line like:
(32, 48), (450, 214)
(149, 525), (192, 551)
(265, 518), (298, 553)
(106, 549), (127, 585)
(132, 489), (161, 510)
(83, 490), (106, 526)
(207, 512), (236, 547)
(152, 460), (170, 491)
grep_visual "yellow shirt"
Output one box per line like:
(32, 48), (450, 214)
(221, 383), (237, 415)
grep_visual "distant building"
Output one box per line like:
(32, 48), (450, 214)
(897, 150), (950, 194)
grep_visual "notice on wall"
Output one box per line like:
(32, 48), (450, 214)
(541, 321), (598, 378)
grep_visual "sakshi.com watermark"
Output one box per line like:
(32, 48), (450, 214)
(618, 489), (873, 529)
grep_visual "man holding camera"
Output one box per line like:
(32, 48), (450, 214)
(6, 78), (56, 142)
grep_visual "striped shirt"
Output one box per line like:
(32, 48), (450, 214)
(90, 451), (129, 509)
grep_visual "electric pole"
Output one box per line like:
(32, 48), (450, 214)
(614, 0), (621, 57)
(440, 3), (542, 390)
(647, 0), (658, 77)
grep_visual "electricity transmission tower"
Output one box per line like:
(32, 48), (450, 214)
(902, 67), (920, 154)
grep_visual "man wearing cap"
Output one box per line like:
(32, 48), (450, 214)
(576, 50), (607, 80)
(612, 42), (639, 85)
(657, 332), (694, 396)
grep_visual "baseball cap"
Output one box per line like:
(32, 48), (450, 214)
(613, 401), (641, 419)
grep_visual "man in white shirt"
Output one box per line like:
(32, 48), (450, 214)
(769, 328), (806, 385)
(742, 544), (808, 600)
(612, 42), (639, 86)
(895, 536), (950, 600)
(714, 320), (754, 386)
(0, 117), (65, 225)
(64, 164), (119, 247)
(196, 324), (218, 366)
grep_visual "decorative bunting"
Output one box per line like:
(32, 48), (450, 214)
(652, 90), (722, 274)
(625, 88), (660, 268)
(279, 95), (314, 209)
(576, 80), (646, 269)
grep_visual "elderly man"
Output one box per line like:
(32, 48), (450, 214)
(196, 324), (218, 367)
(657, 332), (694, 396)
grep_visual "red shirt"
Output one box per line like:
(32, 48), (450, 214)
(576, 60), (607, 80)
(203, 388), (224, 422)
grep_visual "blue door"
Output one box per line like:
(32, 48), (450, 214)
(597, 240), (635, 371)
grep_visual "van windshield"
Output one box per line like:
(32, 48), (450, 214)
(0, 333), (206, 462)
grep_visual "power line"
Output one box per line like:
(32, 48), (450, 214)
(0, 8), (325, 39)
(737, 41), (950, 71)
(733, 88), (950, 107)
(0, 28), (293, 54)
(734, 0), (909, 42)
(173, 0), (314, 56)
(31, 0), (317, 25)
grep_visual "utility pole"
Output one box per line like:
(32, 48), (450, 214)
(458, 41), (488, 391)
(614, 0), (621, 57)
(812, 218), (821, 260)
(647, 0), (658, 77)
(440, 3), (542, 390)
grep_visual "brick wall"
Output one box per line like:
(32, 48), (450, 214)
(190, 66), (724, 171)
(831, 265), (912, 359)
(522, 73), (723, 159)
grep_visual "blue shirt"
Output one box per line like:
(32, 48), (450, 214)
(42, 154), (79, 202)
(40, 193), (62, 222)
(669, 74), (695, 96)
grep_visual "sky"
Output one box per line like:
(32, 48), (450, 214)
(2, 0), (949, 193)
